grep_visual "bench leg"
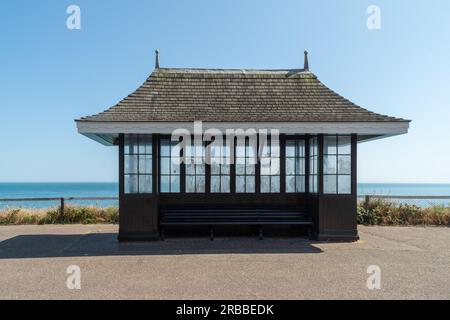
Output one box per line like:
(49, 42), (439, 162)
(259, 226), (263, 240)
(210, 227), (214, 241)
(308, 225), (313, 240)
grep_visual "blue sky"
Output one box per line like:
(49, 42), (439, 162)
(1, 0), (449, 183)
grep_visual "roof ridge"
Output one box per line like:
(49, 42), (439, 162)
(155, 68), (310, 73)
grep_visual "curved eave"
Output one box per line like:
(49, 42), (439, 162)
(76, 120), (410, 146)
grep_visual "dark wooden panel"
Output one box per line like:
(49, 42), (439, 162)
(158, 193), (308, 209)
(119, 195), (159, 237)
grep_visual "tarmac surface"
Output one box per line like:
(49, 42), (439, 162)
(0, 224), (448, 299)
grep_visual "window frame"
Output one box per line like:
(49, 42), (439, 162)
(185, 140), (207, 194)
(323, 135), (352, 195)
(123, 134), (153, 194)
(284, 137), (306, 194)
(235, 137), (257, 194)
(209, 139), (231, 194)
(308, 136), (319, 194)
(260, 137), (281, 194)
(159, 137), (181, 193)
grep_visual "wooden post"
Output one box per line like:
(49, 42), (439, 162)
(60, 198), (65, 219)
(364, 195), (370, 211)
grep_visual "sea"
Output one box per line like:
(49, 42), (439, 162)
(1, 183), (450, 209)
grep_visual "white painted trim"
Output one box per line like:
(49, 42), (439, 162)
(77, 121), (409, 134)
(76, 121), (409, 145)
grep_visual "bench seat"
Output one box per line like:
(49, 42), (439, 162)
(159, 207), (313, 240)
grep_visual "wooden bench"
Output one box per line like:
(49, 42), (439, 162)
(159, 207), (313, 240)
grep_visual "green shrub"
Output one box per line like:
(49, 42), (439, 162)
(0, 206), (118, 225)
(357, 199), (450, 226)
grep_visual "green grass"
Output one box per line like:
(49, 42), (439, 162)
(1, 202), (449, 226)
(357, 199), (450, 226)
(0, 206), (118, 225)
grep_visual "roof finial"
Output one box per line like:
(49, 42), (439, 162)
(304, 50), (309, 71)
(155, 49), (160, 69)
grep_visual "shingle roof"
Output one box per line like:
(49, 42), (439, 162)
(77, 68), (408, 123)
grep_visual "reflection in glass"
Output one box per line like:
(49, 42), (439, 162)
(323, 135), (352, 194)
(286, 139), (306, 193)
(124, 135), (153, 194)
(324, 175), (337, 194)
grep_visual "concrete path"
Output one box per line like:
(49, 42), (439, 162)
(0, 224), (448, 299)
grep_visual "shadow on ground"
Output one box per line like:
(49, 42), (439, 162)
(0, 233), (322, 259)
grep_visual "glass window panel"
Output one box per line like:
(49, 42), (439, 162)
(170, 176), (180, 192)
(261, 176), (270, 193)
(309, 158), (315, 175)
(245, 163), (255, 175)
(297, 140), (305, 157)
(271, 144), (280, 157)
(286, 158), (295, 175)
(196, 176), (205, 193)
(310, 138), (317, 156)
(286, 176), (296, 193)
(324, 155), (337, 174)
(324, 136), (337, 155)
(221, 176), (230, 193)
(260, 158), (271, 175)
(300, 158), (305, 175)
(139, 175), (152, 193)
(338, 136), (351, 154)
(324, 175), (337, 194)
(260, 143), (270, 158)
(138, 137), (152, 155)
(309, 175), (313, 193)
(186, 164), (195, 175)
(124, 175), (138, 194)
(124, 135), (138, 154)
(138, 155), (152, 174)
(210, 156), (220, 165)
(160, 141), (171, 157)
(236, 163), (245, 175)
(236, 156), (246, 165)
(295, 158), (302, 175)
(196, 164), (205, 175)
(309, 175), (318, 193)
(194, 144), (204, 158)
(211, 163), (220, 175)
(246, 176), (255, 193)
(125, 155), (138, 174)
(338, 155), (351, 175)
(271, 177), (280, 193)
(286, 142), (296, 157)
(236, 144), (246, 157)
(161, 160), (170, 174)
(186, 176), (195, 193)
(211, 176), (220, 193)
(210, 144), (220, 157)
(236, 176), (245, 193)
(221, 164), (230, 175)
(194, 156), (203, 165)
(296, 176), (305, 193)
(171, 162), (180, 175)
(160, 176), (170, 193)
(271, 158), (280, 175)
(247, 144), (256, 159)
(338, 175), (351, 194)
